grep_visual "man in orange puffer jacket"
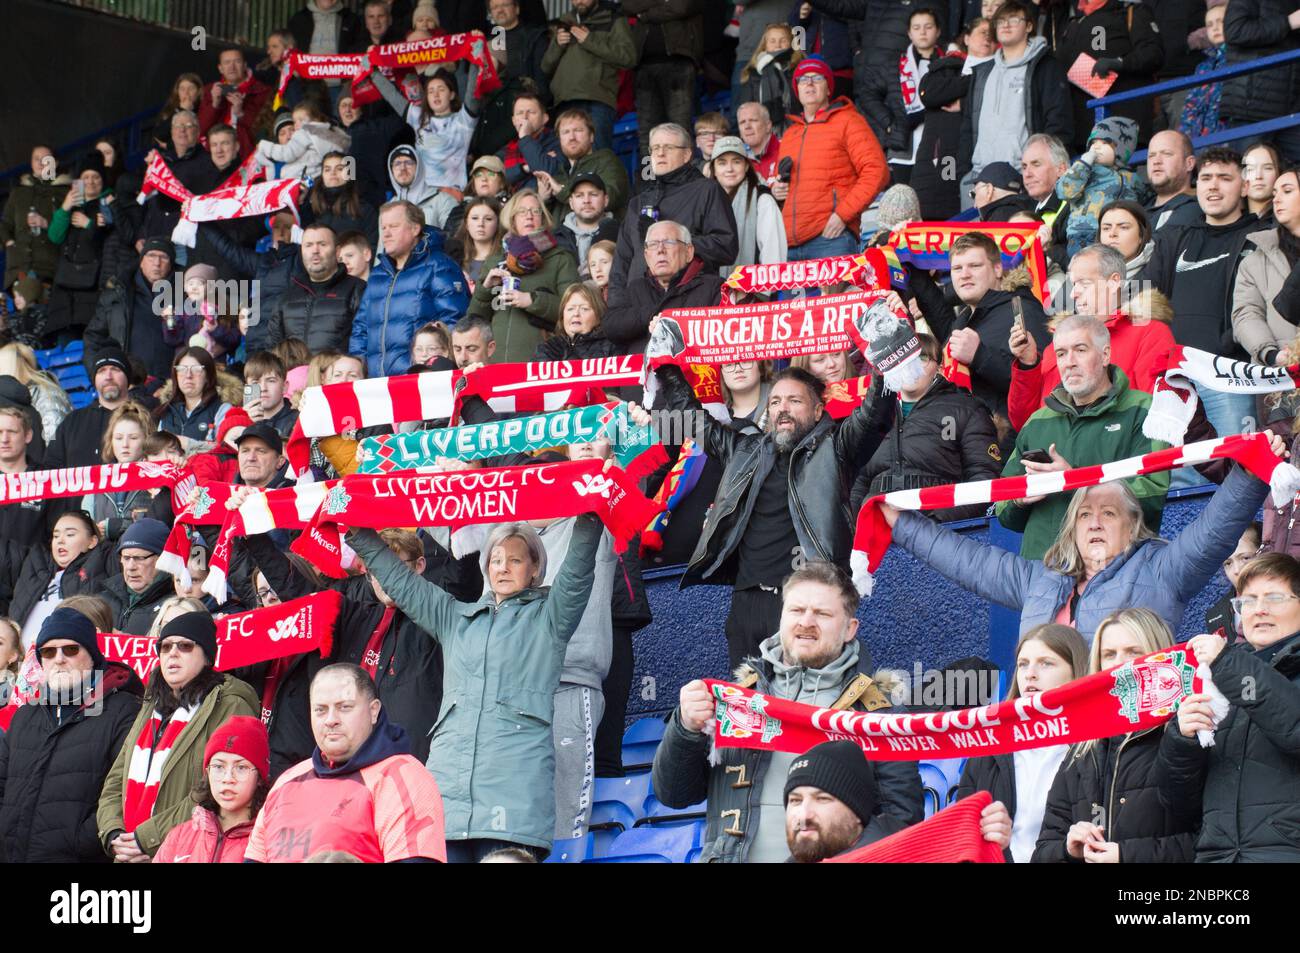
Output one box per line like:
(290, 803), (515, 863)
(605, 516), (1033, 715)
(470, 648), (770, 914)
(773, 56), (889, 262)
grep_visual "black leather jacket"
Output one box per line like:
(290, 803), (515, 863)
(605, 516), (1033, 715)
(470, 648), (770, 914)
(652, 365), (893, 588)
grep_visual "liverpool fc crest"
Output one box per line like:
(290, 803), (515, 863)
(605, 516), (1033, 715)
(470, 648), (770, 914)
(1109, 651), (1196, 725)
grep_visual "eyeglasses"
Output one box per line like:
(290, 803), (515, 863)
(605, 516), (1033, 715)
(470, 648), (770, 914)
(1231, 593), (1300, 612)
(121, 553), (158, 565)
(207, 762), (257, 781)
(175, 365), (206, 376)
(159, 638), (198, 655)
(645, 239), (686, 251)
(795, 75), (827, 86)
(649, 144), (690, 155)
(256, 587), (276, 602)
(39, 644), (83, 661)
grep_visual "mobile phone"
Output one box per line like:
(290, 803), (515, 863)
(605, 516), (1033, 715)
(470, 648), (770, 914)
(243, 383), (258, 407)
(1011, 296), (1024, 335)
(1021, 448), (1052, 465)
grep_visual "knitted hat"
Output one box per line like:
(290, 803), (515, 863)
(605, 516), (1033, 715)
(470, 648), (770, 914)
(92, 346), (130, 375)
(119, 517), (171, 556)
(1088, 116), (1139, 166)
(791, 55), (834, 92)
(35, 606), (106, 670)
(139, 236), (175, 265)
(203, 715), (271, 781)
(215, 404), (254, 449)
(184, 263), (218, 285)
(272, 112), (296, 139)
(158, 610), (218, 663)
(784, 740), (880, 826)
(77, 150), (107, 179)
(877, 184), (922, 229)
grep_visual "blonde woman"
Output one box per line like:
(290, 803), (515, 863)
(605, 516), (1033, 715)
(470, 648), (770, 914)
(82, 402), (156, 540)
(1031, 608), (1196, 863)
(0, 341), (71, 441)
(739, 24), (804, 133)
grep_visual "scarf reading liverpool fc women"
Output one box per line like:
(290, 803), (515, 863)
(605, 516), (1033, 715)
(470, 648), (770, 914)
(850, 432), (1300, 596)
(705, 642), (1210, 761)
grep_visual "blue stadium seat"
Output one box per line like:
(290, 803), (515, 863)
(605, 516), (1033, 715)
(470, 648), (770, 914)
(640, 791), (706, 827)
(67, 389), (95, 410)
(585, 822), (702, 863)
(545, 833), (595, 863)
(919, 762), (952, 818)
(588, 772), (653, 832)
(47, 342), (83, 369)
(621, 716), (666, 770)
(34, 346), (59, 369)
(931, 758), (967, 804)
(54, 365), (91, 390)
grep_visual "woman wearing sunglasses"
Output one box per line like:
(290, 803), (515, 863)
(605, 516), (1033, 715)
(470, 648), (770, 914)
(97, 611), (258, 862)
(155, 715), (270, 863)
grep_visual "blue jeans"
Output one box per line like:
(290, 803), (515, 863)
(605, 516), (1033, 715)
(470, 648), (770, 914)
(1198, 386), (1259, 438)
(788, 232), (859, 261)
(556, 100), (617, 152)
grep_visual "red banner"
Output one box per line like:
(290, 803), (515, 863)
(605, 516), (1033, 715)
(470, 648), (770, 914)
(705, 644), (1205, 761)
(0, 462), (184, 507)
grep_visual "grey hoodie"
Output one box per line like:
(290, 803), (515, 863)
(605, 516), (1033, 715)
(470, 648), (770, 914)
(748, 633), (862, 863)
(972, 36), (1049, 173)
(385, 145), (457, 231)
(539, 517), (617, 691)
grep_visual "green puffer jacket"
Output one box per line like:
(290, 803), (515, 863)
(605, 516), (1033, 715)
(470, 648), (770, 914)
(96, 674), (260, 857)
(466, 244), (579, 364)
(995, 367), (1169, 560)
(349, 514), (601, 852)
(1, 173), (72, 288)
(540, 5), (637, 111)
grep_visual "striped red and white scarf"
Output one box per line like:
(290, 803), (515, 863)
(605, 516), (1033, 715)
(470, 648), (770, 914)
(851, 431), (1300, 595)
(287, 357), (644, 472)
(122, 703), (197, 833)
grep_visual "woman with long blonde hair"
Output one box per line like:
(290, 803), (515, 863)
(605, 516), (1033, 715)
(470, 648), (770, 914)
(1030, 609), (1197, 863)
(0, 341), (71, 441)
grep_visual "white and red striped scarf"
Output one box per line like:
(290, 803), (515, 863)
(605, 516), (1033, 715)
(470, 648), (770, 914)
(137, 149), (262, 204)
(287, 357), (644, 472)
(172, 177), (304, 248)
(899, 46), (926, 114)
(1145, 345), (1300, 445)
(850, 432), (1300, 595)
(122, 703), (196, 833)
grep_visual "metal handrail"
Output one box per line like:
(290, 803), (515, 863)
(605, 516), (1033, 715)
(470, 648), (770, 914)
(0, 104), (163, 188)
(1087, 46), (1300, 111)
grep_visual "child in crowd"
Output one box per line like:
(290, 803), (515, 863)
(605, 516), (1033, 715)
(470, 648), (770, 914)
(1056, 117), (1149, 259)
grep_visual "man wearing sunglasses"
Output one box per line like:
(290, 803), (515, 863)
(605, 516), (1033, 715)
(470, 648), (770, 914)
(0, 606), (144, 862)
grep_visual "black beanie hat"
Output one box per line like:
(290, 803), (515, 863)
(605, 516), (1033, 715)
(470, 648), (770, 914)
(784, 740), (880, 826)
(158, 611), (218, 664)
(36, 606), (106, 669)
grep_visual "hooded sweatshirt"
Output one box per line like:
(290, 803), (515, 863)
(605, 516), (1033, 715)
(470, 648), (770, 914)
(536, 518), (617, 691)
(386, 145), (458, 231)
(748, 634), (861, 864)
(972, 36), (1048, 172)
(246, 710), (446, 863)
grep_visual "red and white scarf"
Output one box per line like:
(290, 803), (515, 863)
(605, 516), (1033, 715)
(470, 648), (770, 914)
(721, 249), (904, 302)
(706, 641), (1208, 761)
(899, 46), (926, 115)
(172, 177), (304, 248)
(138, 149), (262, 204)
(850, 431), (1300, 595)
(1145, 345), (1300, 445)
(98, 591), (340, 682)
(290, 460), (664, 577)
(287, 357), (644, 472)
(122, 703), (196, 833)
(0, 461), (184, 506)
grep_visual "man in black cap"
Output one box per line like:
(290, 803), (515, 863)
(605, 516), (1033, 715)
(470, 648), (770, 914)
(783, 741), (905, 862)
(46, 347), (133, 470)
(234, 421), (291, 491)
(84, 238), (176, 383)
(555, 172), (619, 277)
(0, 606), (144, 863)
(102, 518), (175, 635)
(971, 162), (1037, 223)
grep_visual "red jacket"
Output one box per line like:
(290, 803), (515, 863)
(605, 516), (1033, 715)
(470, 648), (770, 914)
(154, 805), (254, 863)
(778, 97), (888, 247)
(198, 71), (272, 157)
(1007, 292), (1177, 431)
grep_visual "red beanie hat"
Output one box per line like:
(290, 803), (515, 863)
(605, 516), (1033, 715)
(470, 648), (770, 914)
(791, 55), (834, 93)
(203, 715), (271, 781)
(215, 405), (254, 449)
(824, 792), (1006, 863)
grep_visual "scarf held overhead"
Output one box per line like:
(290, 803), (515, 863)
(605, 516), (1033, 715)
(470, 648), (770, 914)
(850, 431), (1300, 596)
(357, 401), (667, 478)
(172, 177), (304, 248)
(0, 461), (184, 506)
(648, 290), (924, 391)
(890, 222), (1049, 303)
(1145, 345), (1300, 445)
(291, 460), (664, 576)
(137, 149), (263, 204)
(288, 356), (644, 471)
(722, 248), (907, 299)
(97, 591), (340, 682)
(706, 642), (1206, 761)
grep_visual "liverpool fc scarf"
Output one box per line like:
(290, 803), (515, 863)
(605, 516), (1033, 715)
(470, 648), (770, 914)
(1144, 345), (1300, 445)
(172, 177), (304, 248)
(647, 290), (925, 392)
(357, 401), (668, 478)
(98, 591), (340, 682)
(827, 792), (1004, 863)
(706, 642), (1208, 761)
(288, 357), (645, 472)
(890, 222), (1050, 303)
(122, 703), (196, 833)
(0, 461), (184, 506)
(850, 431), (1300, 596)
(291, 460), (664, 576)
(722, 249), (907, 301)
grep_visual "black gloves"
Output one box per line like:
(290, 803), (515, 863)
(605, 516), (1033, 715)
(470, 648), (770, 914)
(1092, 57), (1123, 77)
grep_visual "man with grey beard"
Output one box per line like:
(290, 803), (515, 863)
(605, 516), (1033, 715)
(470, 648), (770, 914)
(650, 360), (894, 667)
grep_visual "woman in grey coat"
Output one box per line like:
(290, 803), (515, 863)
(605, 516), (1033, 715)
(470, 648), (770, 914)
(348, 512), (602, 863)
(879, 449), (1282, 640)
